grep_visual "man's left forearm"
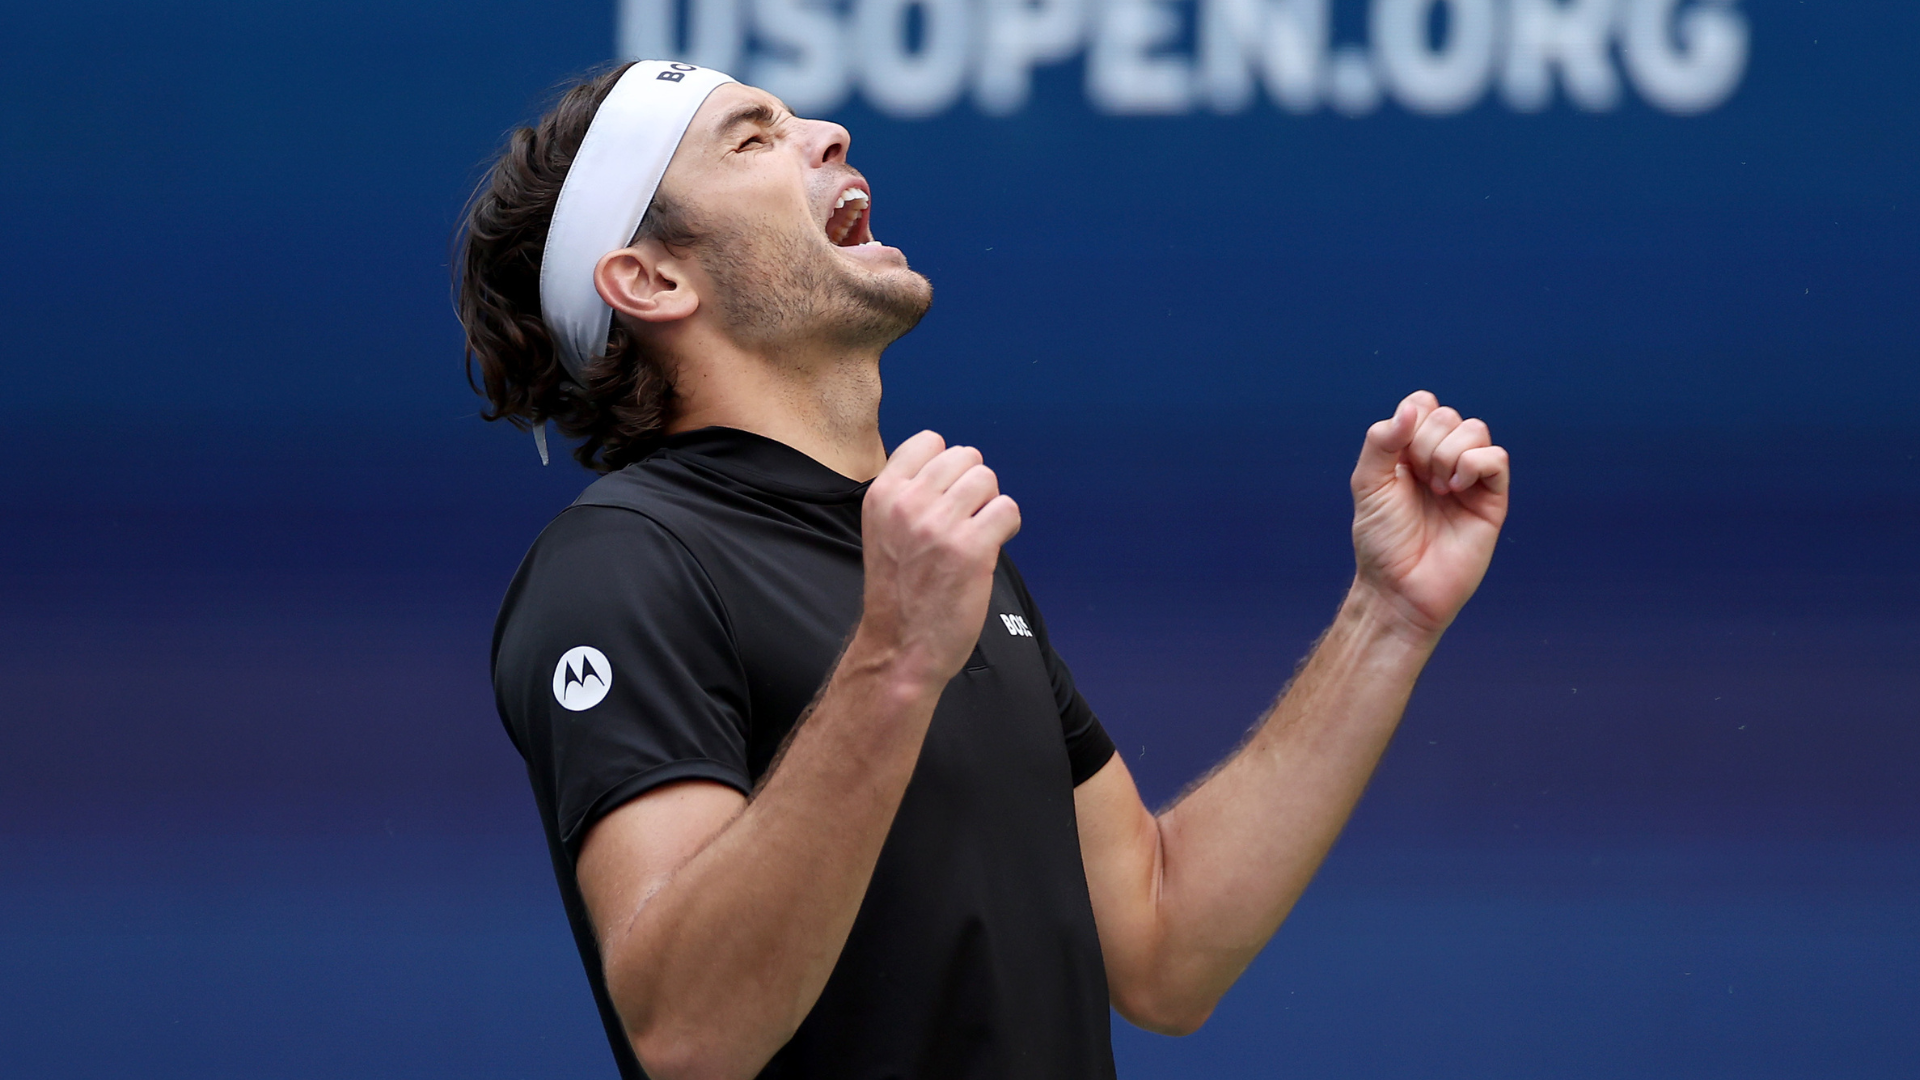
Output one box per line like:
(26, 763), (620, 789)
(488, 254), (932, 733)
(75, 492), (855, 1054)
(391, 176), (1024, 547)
(1125, 580), (1440, 1028)
(1082, 393), (1507, 1034)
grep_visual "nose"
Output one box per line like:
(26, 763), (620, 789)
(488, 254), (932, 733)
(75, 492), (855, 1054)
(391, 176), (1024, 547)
(799, 117), (850, 167)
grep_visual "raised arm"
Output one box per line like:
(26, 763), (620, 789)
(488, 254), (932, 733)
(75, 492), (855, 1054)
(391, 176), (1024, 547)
(1076, 391), (1511, 1034)
(575, 431), (1019, 1080)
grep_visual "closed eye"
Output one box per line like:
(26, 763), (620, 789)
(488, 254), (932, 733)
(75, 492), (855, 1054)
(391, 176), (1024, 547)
(717, 102), (784, 154)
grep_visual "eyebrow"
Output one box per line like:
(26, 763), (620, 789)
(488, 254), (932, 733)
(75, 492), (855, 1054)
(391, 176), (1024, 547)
(715, 102), (782, 139)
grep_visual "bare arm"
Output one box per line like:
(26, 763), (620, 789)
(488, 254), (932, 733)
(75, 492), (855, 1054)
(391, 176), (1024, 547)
(575, 431), (1020, 1080)
(1077, 392), (1511, 1035)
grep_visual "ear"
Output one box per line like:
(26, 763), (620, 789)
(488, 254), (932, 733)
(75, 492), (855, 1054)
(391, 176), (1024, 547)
(594, 237), (700, 325)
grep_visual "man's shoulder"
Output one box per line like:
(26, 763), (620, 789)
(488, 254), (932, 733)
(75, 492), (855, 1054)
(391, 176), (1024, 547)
(493, 465), (731, 678)
(504, 456), (718, 601)
(525, 454), (714, 559)
(569, 449), (713, 515)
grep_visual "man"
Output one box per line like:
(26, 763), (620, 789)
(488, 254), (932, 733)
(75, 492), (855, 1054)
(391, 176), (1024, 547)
(459, 61), (1509, 1080)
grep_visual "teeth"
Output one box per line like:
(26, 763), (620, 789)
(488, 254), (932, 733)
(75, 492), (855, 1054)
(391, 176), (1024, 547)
(826, 187), (873, 246)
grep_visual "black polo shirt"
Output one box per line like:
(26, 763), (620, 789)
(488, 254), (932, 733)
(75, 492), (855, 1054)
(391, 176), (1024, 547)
(491, 426), (1118, 1080)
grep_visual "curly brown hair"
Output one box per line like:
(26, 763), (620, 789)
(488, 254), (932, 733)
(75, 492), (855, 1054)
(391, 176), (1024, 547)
(455, 63), (701, 472)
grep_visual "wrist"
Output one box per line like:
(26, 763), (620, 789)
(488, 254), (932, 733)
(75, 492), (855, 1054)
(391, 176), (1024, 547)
(1340, 578), (1448, 652)
(841, 623), (951, 710)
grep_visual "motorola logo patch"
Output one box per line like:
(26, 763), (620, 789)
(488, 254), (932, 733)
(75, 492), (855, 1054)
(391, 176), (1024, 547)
(553, 646), (613, 711)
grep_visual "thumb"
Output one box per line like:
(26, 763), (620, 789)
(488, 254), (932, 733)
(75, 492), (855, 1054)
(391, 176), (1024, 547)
(882, 430), (947, 482)
(1351, 393), (1425, 496)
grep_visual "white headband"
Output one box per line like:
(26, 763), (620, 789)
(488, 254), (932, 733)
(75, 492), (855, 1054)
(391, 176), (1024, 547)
(539, 60), (736, 383)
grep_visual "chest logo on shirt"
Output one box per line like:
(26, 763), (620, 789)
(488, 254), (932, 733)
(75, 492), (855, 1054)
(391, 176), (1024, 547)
(552, 646), (613, 711)
(998, 613), (1033, 638)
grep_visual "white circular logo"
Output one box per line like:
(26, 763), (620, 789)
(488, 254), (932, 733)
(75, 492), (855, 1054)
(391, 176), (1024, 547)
(552, 646), (612, 711)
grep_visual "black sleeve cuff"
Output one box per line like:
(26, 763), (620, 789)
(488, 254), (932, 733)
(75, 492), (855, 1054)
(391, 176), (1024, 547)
(1062, 690), (1117, 786)
(561, 758), (753, 860)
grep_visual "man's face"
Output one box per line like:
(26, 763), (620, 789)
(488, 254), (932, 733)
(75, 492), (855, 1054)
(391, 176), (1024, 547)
(656, 83), (931, 355)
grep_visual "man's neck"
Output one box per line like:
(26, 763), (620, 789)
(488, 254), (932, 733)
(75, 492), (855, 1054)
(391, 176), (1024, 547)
(664, 333), (889, 482)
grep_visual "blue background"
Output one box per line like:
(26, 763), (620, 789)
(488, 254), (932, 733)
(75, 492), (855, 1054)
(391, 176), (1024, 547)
(2, 1), (1915, 1076)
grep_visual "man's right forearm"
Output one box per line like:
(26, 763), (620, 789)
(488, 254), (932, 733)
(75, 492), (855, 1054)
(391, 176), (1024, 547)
(603, 625), (943, 1079)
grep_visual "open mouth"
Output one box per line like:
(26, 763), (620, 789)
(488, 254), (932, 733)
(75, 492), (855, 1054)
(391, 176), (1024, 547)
(825, 185), (878, 247)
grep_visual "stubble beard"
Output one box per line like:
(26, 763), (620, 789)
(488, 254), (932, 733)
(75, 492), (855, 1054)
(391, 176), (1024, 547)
(696, 217), (932, 362)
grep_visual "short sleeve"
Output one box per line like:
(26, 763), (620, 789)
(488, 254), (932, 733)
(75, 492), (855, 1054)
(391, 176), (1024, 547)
(492, 505), (753, 859)
(1000, 557), (1116, 786)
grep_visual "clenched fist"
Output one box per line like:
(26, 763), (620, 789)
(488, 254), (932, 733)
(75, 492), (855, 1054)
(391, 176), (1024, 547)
(858, 431), (1023, 690)
(1350, 391), (1511, 636)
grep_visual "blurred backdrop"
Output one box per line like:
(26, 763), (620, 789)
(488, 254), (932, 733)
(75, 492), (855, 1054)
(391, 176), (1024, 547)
(2, 1), (1915, 1076)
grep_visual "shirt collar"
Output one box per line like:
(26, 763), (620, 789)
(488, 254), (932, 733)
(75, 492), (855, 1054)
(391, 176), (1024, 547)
(655, 426), (871, 502)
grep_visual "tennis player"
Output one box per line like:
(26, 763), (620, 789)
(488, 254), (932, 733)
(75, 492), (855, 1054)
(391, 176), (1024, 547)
(458, 61), (1510, 1080)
